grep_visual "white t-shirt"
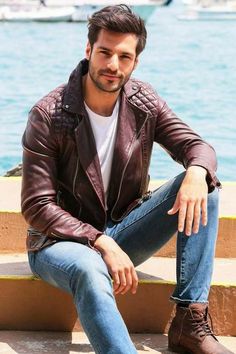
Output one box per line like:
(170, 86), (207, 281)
(84, 99), (119, 206)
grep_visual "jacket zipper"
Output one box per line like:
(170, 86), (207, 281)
(110, 140), (134, 221)
(110, 108), (150, 221)
(73, 158), (79, 199)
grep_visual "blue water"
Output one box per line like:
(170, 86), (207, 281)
(0, 1), (236, 180)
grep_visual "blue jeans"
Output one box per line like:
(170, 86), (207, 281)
(28, 172), (219, 354)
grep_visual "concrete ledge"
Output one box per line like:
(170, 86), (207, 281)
(0, 178), (236, 257)
(0, 255), (235, 335)
(1, 177), (236, 215)
(1, 212), (236, 257)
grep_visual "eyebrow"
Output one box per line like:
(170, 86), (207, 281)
(97, 46), (134, 57)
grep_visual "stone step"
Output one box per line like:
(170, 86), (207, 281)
(0, 177), (236, 257)
(0, 254), (235, 336)
(0, 331), (236, 354)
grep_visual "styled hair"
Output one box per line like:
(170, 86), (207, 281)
(87, 4), (147, 56)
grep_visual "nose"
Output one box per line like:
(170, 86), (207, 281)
(107, 54), (119, 72)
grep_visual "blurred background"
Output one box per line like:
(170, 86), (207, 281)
(0, 0), (235, 180)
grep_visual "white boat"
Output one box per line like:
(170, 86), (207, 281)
(70, 0), (173, 23)
(35, 0), (172, 6)
(0, 0), (172, 23)
(72, 3), (157, 23)
(179, 0), (236, 20)
(0, 5), (75, 22)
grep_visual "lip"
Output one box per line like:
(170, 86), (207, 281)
(102, 73), (120, 80)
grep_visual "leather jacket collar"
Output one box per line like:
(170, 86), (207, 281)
(62, 58), (143, 115)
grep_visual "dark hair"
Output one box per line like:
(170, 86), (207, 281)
(87, 4), (147, 56)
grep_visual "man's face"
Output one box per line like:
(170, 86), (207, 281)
(86, 29), (139, 93)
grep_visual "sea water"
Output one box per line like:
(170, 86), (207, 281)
(0, 1), (235, 180)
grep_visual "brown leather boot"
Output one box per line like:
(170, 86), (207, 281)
(168, 303), (234, 354)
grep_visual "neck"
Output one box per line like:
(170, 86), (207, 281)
(83, 74), (120, 116)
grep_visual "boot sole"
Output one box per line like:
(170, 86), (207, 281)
(168, 343), (192, 354)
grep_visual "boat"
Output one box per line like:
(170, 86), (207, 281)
(71, 0), (173, 23)
(35, 0), (172, 6)
(72, 3), (156, 23)
(0, 5), (75, 22)
(0, 0), (172, 23)
(179, 0), (236, 20)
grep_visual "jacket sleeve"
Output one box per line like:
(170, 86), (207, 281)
(21, 106), (103, 245)
(155, 96), (221, 191)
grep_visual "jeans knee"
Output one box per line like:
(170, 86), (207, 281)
(168, 172), (186, 196)
(70, 258), (112, 297)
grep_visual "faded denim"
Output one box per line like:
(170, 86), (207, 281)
(28, 172), (219, 354)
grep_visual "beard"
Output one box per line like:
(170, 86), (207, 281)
(88, 62), (133, 93)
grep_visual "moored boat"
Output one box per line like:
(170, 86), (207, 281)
(72, 3), (158, 23)
(0, 5), (75, 22)
(0, 0), (173, 23)
(179, 0), (236, 20)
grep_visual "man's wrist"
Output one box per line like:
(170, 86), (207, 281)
(186, 165), (207, 178)
(93, 234), (111, 253)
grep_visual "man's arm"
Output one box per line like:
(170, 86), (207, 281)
(155, 96), (220, 235)
(94, 235), (139, 295)
(168, 166), (208, 236)
(155, 96), (221, 192)
(21, 107), (103, 245)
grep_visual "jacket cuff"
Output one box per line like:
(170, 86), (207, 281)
(206, 170), (222, 193)
(87, 232), (103, 252)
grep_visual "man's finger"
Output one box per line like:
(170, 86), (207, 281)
(185, 201), (194, 236)
(112, 272), (120, 292)
(168, 196), (179, 215)
(121, 268), (133, 295)
(178, 201), (187, 233)
(201, 198), (208, 226)
(192, 201), (201, 234)
(131, 267), (138, 294)
(114, 270), (127, 294)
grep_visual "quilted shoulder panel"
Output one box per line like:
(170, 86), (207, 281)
(33, 84), (77, 136)
(129, 79), (159, 116)
(35, 84), (65, 118)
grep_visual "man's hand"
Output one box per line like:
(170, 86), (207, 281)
(168, 166), (208, 236)
(94, 235), (138, 295)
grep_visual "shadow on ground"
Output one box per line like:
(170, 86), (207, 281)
(0, 331), (176, 353)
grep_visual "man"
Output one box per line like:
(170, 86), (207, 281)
(21, 5), (232, 354)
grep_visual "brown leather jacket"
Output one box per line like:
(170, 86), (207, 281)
(21, 59), (220, 252)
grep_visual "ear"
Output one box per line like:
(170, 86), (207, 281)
(85, 42), (91, 60)
(134, 56), (139, 70)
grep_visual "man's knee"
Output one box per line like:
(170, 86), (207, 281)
(70, 254), (112, 296)
(167, 172), (186, 196)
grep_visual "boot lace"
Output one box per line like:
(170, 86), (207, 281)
(189, 308), (215, 339)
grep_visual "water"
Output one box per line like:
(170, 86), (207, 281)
(0, 1), (236, 180)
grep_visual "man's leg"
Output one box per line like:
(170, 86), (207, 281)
(105, 172), (218, 303)
(28, 242), (137, 354)
(105, 173), (232, 353)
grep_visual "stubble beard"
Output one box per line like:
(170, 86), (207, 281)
(88, 64), (132, 93)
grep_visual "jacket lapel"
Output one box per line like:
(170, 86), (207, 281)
(107, 89), (148, 209)
(63, 59), (105, 207)
(74, 115), (105, 207)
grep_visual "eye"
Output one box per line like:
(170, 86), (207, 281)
(120, 55), (131, 60)
(100, 50), (110, 56)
